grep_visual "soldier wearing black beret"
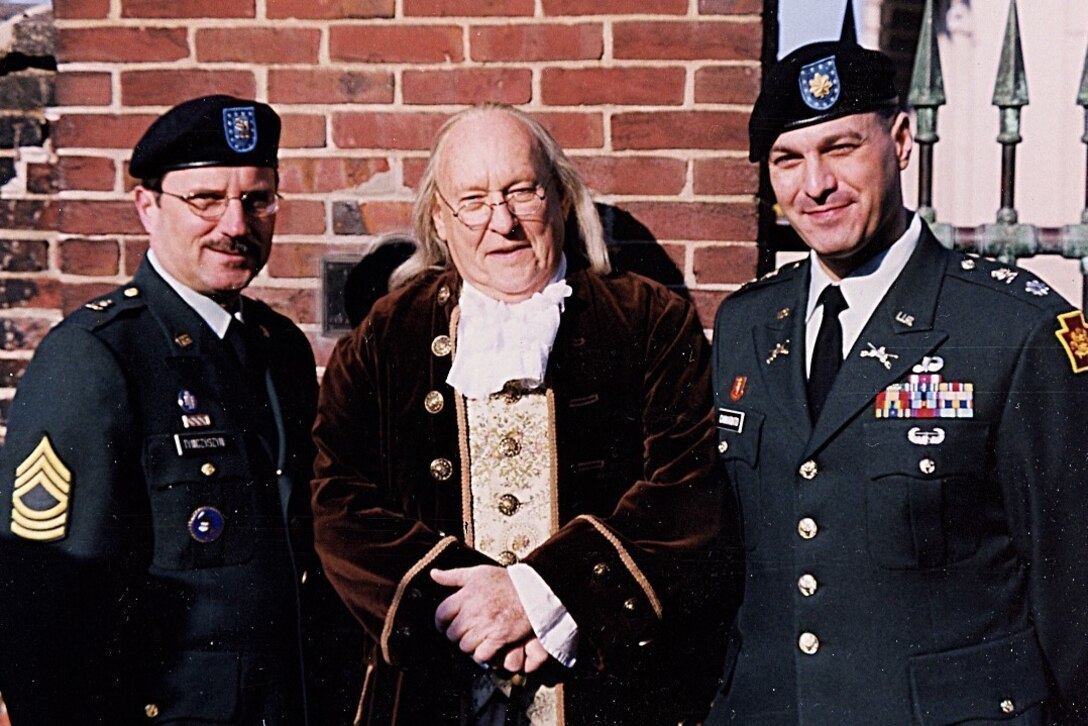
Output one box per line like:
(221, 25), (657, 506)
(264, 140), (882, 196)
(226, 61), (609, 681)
(706, 36), (1088, 725)
(0, 95), (361, 724)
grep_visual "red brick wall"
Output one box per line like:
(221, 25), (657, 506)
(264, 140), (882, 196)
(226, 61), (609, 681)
(0, 0), (764, 422)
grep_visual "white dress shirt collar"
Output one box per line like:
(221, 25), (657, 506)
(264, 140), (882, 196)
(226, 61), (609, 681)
(146, 249), (240, 339)
(804, 212), (922, 372)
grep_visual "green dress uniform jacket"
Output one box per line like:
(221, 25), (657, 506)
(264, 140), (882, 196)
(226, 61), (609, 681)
(312, 263), (739, 726)
(0, 260), (361, 725)
(707, 225), (1088, 725)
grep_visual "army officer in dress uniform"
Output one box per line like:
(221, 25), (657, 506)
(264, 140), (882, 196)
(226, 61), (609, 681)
(0, 95), (360, 724)
(706, 39), (1088, 725)
(311, 103), (738, 725)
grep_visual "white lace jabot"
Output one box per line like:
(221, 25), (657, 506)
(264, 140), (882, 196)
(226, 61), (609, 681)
(446, 256), (572, 400)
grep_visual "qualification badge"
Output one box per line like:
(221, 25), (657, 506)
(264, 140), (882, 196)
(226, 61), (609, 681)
(799, 56), (841, 111)
(11, 435), (72, 542)
(1055, 311), (1088, 374)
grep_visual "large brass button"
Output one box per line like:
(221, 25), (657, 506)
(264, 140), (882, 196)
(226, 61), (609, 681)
(919, 458), (936, 475)
(1000, 699), (1015, 714)
(498, 435), (521, 457)
(622, 598), (637, 614)
(798, 573), (818, 596)
(498, 493), (520, 516)
(429, 457), (453, 481)
(718, 440), (729, 454)
(431, 335), (452, 357)
(498, 550), (518, 566)
(509, 672), (527, 687)
(799, 460), (818, 480)
(424, 390), (444, 414)
(798, 631), (820, 655)
(592, 562), (610, 578)
(797, 517), (818, 540)
(436, 285), (451, 305)
(200, 462), (217, 477)
(144, 703), (160, 718)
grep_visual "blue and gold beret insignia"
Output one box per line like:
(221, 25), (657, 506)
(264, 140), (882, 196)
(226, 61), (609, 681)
(799, 56), (841, 111)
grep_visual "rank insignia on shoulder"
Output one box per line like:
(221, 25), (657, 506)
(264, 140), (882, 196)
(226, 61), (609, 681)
(1025, 280), (1050, 297)
(1055, 311), (1088, 374)
(10, 435), (72, 542)
(84, 298), (114, 312)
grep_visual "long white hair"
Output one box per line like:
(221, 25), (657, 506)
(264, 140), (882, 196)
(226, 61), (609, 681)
(391, 103), (609, 288)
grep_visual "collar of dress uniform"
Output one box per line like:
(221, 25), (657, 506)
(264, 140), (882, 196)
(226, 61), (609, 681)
(446, 254), (572, 400)
(146, 249), (245, 339)
(805, 211), (922, 326)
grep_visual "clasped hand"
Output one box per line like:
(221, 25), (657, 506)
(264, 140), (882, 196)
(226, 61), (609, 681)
(431, 565), (550, 674)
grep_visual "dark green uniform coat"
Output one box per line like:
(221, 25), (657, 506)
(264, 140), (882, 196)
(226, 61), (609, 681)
(0, 260), (360, 725)
(707, 225), (1088, 725)
(312, 264), (740, 725)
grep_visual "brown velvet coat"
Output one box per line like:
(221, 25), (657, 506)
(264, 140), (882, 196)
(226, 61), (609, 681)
(312, 264), (739, 725)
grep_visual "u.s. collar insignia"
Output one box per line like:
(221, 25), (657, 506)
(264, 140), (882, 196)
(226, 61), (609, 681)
(799, 56), (841, 111)
(222, 106), (258, 153)
(10, 435), (72, 542)
(1055, 311), (1088, 373)
(730, 375), (748, 401)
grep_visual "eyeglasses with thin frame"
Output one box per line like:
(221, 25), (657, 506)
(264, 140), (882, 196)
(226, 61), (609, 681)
(435, 181), (550, 230)
(157, 189), (281, 221)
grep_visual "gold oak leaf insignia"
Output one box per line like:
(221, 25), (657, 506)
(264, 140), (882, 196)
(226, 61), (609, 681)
(809, 73), (833, 99)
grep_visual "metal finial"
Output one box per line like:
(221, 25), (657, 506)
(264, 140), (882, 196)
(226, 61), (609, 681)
(1077, 39), (1088, 108)
(909, 0), (946, 116)
(992, 0), (1029, 108)
(909, 0), (946, 225)
(840, 0), (858, 45)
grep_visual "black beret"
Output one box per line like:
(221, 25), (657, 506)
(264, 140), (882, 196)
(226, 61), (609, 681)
(129, 95), (280, 179)
(748, 41), (899, 161)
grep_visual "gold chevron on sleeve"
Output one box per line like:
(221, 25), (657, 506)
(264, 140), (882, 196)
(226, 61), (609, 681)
(11, 435), (72, 542)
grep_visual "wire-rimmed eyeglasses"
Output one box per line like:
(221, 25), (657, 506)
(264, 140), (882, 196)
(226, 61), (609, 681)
(435, 181), (549, 230)
(157, 189), (281, 221)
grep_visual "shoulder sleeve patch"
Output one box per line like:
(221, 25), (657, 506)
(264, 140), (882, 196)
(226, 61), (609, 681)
(10, 434), (72, 542)
(1055, 311), (1088, 374)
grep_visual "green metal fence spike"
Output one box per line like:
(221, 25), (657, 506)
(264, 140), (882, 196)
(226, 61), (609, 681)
(1077, 39), (1088, 108)
(909, 0), (946, 225)
(909, 0), (946, 123)
(840, 0), (858, 45)
(992, 0), (1029, 108)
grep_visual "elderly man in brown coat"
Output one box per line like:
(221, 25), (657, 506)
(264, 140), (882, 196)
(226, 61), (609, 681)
(312, 103), (739, 726)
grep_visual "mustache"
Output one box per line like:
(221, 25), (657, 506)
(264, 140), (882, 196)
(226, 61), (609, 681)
(203, 237), (259, 256)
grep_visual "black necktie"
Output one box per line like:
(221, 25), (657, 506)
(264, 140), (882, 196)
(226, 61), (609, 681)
(226, 317), (264, 373)
(807, 285), (849, 422)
